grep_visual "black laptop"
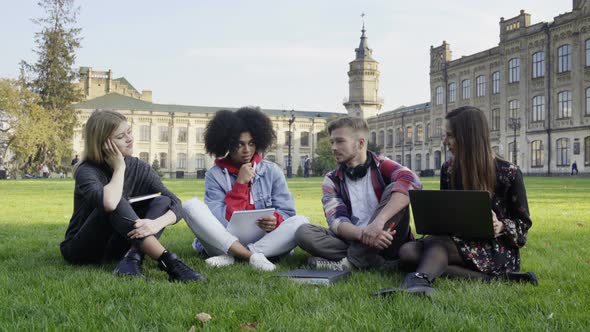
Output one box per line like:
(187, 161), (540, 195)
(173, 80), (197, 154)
(409, 190), (495, 239)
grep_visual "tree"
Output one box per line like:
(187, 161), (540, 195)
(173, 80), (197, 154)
(152, 159), (163, 178)
(311, 135), (337, 177)
(0, 79), (53, 175)
(367, 141), (381, 155)
(21, 0), (82, 169)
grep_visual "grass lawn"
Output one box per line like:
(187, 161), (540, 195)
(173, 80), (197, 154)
(0, 176), (589, 330)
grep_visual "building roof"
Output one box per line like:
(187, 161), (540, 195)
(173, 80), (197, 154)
(382, 102), (431, 115)
(73, 92), (340, 119)
(113, 77), (140, 95)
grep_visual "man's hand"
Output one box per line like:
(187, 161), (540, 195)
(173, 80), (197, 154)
(492, 210), (505, 235)
(256, 215), (277, 232)
(361, 222), (396, 250)
(236, 163), (255, 184)
(127, 219), (164, 239)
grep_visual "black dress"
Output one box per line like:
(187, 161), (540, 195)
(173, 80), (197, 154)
(440, 158), (532, 275)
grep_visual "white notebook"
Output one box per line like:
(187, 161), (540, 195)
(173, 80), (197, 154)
(227, 208), (275, 245)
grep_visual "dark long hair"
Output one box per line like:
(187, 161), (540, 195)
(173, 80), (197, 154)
(445, 106), (496, 193)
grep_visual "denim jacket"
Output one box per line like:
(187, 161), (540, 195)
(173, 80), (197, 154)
(204, 160), (296, 226)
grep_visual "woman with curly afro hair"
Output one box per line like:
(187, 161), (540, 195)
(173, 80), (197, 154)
(183, 107), (308, 271)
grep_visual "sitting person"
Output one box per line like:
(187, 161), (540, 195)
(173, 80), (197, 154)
(295, 117), (422, 270)
(183, 107), (308, 271)
(60, 110), (205, 283)
(378, 106), (536, 296)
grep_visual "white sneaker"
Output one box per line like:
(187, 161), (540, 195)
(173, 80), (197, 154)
(205, 254), (235, 268)
(249, 253), (276, 271)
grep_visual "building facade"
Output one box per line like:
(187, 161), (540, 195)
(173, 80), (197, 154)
(73, 69), (334, 178)
(367, 1), (590, 175)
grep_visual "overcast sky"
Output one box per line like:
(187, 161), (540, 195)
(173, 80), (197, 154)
(0, 1), (572, 113)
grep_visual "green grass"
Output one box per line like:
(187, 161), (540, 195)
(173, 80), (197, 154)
(0, 177), (589, 330)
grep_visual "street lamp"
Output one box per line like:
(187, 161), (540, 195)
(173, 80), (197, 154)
(507, 117), (521, 165)
(283, 110), (296, 178)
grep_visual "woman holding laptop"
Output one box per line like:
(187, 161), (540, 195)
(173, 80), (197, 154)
(183, 107), (308, 271)
(60, 110), (205, 282)
(377, 106), (536, 296)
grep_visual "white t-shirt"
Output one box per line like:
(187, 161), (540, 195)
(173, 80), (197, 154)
(345, 171), (379, 228)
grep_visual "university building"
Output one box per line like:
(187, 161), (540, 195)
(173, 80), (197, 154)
(359, 1), (590, 175)
(73, 68), (333, 178)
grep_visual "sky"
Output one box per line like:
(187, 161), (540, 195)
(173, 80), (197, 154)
(0, 0), (573, 113)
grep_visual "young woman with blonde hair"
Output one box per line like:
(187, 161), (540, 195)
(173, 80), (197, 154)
(377, 106), (536, 296)
(60, 110), (205, 282)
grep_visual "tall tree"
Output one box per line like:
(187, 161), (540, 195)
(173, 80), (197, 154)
(311, 134), (337, 177)
(23, 0), (82, 168)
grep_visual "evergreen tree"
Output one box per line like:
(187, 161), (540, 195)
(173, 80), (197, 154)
(22, 0), (82, 168)
(311, 135), (337, 176)
(152, 159), (163, 178)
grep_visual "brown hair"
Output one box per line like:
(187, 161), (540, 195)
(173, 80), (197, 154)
(77, 110), (127, 172)
(445, 106), (496, 193)
(327, 116), (369, 138)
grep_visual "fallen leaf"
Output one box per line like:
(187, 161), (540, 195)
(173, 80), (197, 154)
(240, 322), (258, 331)
(544, 242), (551, 246)
(547, 313), (554, 320)
(195, 313), (212, 323)
(188, 326), (196, 332)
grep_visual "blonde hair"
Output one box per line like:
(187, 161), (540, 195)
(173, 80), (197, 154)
(76, 110), (127, 172)
(445, 106), (496, 193)
(327, 116), (369, 139)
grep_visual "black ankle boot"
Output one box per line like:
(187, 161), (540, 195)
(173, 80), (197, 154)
(158, 251), (207, 283)
(113, 247), (145, 278)
(503, 271), (538, 285)
(400, 272), (435, 296)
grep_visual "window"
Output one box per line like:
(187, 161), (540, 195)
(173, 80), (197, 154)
(177, 153), (186, 169)
(405, 126), (413, 143)
(508, 58), (520, 83)
(531, 140), (544, 167)
(556, 138), (569, 166)
(448, 83), (456, 103)
(416, 125), (424, 143)
(196, 127), (205, 143)
(370, 131), (376, 145)
(508, 100), (520, 119)
(139, 125), (150, 141)
(461, 79), (470, 99)
(139, 152), (149, 163)
(532, 52), (545, 78)
(532, 95), (545, 122)
(435, 86), (443, 105)
(491, 108), (500, 132)
(387, 129), (394, 147)
(159, 126), (169, 142)
(558, 91), (572, 119)
(196, 154), (205, 169)
(434, 151), (441, 169)
(586, 87), (590, 116)
(491, 71), (500, 94)
(557, 44), (572, 73)
(476, 75), (486, 97)
(300, 131), (309, 147)
(586, 39), (590, 66)
(378, 130), (385, 147)
(405, 154), (412, 169)
(434, 118), (443, 137)
(177, 127), (187, 143)
(416, 154), (422, 171)
(425, 153), (430, 170)
(425, 123), (431, 141)
(159, 153), (167, 169)
(508, 142), (519, 165)
(585, 136), (590, 166)
(395, 155), (402, 164)
(395, 128), (403, 146)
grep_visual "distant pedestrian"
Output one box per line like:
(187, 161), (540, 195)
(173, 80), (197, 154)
(303, 155), (311, 178)
(71, 154), (79, 166)
(571, 161), (578, 175)
(42, 164), (50, 178)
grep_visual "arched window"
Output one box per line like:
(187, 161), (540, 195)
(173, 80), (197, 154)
(461, 79), (470, 99)
(387, 129), (394, 147)
(558, 44), (572, 73)
(476, 75), (486, 97)
(177, 153), (187, 169)
(195, 154), (205, 169)
(557, 91), (572, 119)
(556, 138), (569, 166)
(434, 151), (441, 169)
(491, 71), (500, 94)
(159, 153), (168, 169)
(531, 140), (544, 167)
(448, 82), (456, 103)
(532, 52), (545, 78)
(508, 58), (520, 83)
(139, 152), (149, 163)
(378, 130), (385, 148)
(415, 154), (422, 171)
(370, 131), (377, 145)
(435, 86), (443, 105)
(532, 95), (545, 122)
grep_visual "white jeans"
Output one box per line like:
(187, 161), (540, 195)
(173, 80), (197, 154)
(183, 197), (309, 258)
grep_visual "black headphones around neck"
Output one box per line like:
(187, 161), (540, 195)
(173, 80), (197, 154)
(341, 152), (372, 180)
